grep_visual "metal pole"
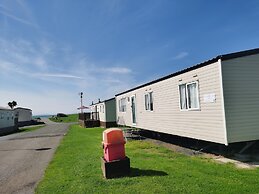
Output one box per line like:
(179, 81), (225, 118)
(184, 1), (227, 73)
(80, 92), (83, 113)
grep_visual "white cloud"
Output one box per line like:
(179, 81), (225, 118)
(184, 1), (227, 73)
(103, 78), (123, 84)
(99, 67), (132, 74)
(0, 1), (137, 114)
(0, 89), (79, 115)
(0, 60), (25, 75)
(0, 0), (39, 30)
(0, 38), (136, 114)
(0, 10), (37, 27)
(108, 67), (132, 74)
(171, 52), (189, 60)
(33, 73), (84, 80)
(39, 40), (55, 55)
(0, 38), (51, 72)
(0, 61), (13, 71)
(34, 57), (48, 70)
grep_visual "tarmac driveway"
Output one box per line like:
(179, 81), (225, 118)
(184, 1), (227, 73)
(0, 119), (74, 194)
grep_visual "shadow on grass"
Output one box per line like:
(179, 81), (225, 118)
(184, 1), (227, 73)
(129, 167), (168, 177)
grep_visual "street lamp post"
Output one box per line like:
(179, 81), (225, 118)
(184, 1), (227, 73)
(79, 92), (83, 113)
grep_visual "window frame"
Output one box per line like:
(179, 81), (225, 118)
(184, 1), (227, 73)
(144, 93), (150, 110)
(178, 81), (200, 111)
(144, 91), (154, 111)
(119, 98), (127, 112)
(179, 84), (187, 110)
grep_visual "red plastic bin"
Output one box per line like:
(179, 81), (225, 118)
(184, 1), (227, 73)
(103, 128), (126, 162)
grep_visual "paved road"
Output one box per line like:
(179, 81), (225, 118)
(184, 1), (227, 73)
(0, 119), (75, 194)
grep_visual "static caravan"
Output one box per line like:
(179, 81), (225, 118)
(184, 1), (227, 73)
(90, 98), (117, 128)
(14, 107), (32, 126)
(116, 48), (259, 145)
(0, 107), (17, 135)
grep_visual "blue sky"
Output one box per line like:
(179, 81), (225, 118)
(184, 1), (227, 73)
(0, 0), (259, 115)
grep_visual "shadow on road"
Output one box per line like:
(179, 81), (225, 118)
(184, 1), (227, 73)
(0, 147), (52, 152)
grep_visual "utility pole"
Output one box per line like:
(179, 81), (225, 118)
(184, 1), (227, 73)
(79, 92), (83, 113)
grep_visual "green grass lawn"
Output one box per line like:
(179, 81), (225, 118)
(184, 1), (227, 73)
(36, 125), (259, 194)
(19, 125), (45, 133)
(49, 114), (78, 123)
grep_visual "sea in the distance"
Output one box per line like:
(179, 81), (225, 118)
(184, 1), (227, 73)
(33, 115), (54, 119)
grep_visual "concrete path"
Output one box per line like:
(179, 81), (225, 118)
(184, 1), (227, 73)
(0, 119), (75, 194)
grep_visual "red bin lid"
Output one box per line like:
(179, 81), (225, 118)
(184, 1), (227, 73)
(103, 128), (125, 145)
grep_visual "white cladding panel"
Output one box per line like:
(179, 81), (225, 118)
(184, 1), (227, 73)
(90, 99), (116, 123)
(116, 61), (226, 144)
(0, 109), (15, 128)
(14, 109), (32, 122)
(222, 54), (259, 143)
(90, 103), (106, 122)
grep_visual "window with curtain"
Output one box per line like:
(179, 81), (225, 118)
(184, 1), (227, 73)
(187, 83), (199, 109)
(179, 84), (187, 110)
(119, 98), (126, 112)
(145, 94), (149, 110)
(145, 92), (154, 111)
(149, 92), (153, 111)
(119, 99), (122, 112)
(179, 81), (199, 110)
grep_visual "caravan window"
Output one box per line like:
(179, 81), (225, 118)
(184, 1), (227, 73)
(145, 92), (153, 111)
(179, 84), (187, 109)
(119, 98), (126, 112)
(145, 94), (149, 110)
(179, 81), (200, 110)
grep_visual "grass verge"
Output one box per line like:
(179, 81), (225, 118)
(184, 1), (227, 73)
(36, 125), (259, 194)
(49, 114), (78, 123)
(19, 125), (45, 133)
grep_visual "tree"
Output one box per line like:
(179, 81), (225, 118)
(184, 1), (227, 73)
(12, 101), (17, 107)
(8, 101), (17, 109)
